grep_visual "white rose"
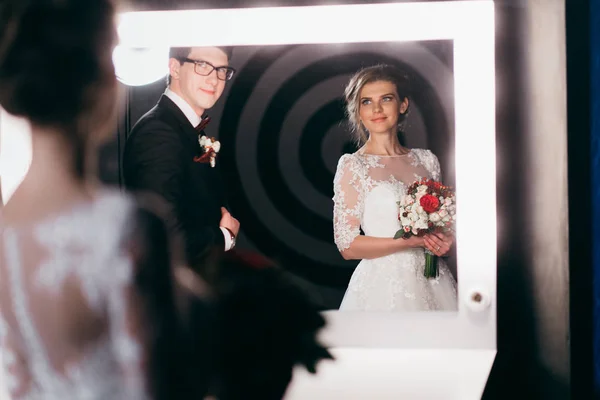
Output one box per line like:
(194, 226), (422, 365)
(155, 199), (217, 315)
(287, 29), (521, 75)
(417, 185), (428, 193)
(442, 216), (451, 223)
(438, 209), (448, 218)
(199, 136), (207, 146)
(429, 212), (441, 222)
(444, 198), (453, 206)
(416, 219), (428, 230)
(416, 205), (424, 214)
(400, 217), (411, 226)
(213, 141), (221, 152)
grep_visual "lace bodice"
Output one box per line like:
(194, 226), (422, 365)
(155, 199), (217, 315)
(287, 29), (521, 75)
(0, 191), (148, 399)
(332, 148), (441, 251)
(333, 149), (457, 311)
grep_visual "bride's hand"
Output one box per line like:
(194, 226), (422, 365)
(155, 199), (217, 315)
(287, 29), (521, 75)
(423, 232), (453, 257)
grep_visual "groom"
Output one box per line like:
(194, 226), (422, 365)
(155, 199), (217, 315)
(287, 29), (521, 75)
(123, 46), (239, 268)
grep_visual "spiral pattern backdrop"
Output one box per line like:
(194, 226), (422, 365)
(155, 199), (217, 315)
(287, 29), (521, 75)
(214, 41), (455, 287)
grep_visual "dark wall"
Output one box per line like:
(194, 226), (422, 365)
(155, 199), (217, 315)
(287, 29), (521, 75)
(487, 0), (592, 399)
(588, 0), (599, 396)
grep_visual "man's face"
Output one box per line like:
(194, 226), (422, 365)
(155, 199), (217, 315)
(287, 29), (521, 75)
(169, 47), (229, 116)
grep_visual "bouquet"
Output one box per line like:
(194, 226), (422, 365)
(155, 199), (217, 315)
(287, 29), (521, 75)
(394, 178), (456, 278)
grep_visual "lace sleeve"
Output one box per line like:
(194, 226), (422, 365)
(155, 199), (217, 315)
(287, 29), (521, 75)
(121, 197), (195, 399)
(430, 151), (442, 182)
(106, 245), (147, 399)
(413, 149), (442, 182)
(332, 154), (365, 251)
(104, 201), (176, 399)
(0, 313), (19, 397)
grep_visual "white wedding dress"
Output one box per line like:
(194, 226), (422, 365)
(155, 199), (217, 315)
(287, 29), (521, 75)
(333, 148), (458, 311)
(0, 191), (148, 399)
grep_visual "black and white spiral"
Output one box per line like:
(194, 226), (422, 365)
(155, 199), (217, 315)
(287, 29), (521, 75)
(217, 41), (454, 287)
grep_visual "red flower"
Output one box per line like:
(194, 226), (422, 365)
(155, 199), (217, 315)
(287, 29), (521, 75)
(420, 194), (440, 213)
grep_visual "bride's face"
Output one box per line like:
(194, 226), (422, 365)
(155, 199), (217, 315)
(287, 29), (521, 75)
(358, 80), (408, 135)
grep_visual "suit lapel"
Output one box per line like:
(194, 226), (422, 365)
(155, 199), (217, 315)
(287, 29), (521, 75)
(157, 95), (200, 153)
(156, 95), (224, 206)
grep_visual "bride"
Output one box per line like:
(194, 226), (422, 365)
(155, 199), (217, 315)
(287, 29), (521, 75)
(333, 65), (457, 311)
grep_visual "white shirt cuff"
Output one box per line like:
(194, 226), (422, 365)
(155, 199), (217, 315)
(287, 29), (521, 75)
(220, 227), (234, 251)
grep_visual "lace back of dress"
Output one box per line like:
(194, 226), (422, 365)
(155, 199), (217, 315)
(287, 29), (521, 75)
(0, 192), (147, 399)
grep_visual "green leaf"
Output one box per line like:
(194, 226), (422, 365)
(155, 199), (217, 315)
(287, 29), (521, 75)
(393, 230), (404, 239)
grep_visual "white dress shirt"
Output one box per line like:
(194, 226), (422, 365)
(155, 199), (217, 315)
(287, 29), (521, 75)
(164, 88), (234, 251)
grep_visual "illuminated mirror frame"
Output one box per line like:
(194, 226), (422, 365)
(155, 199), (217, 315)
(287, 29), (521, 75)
(118, 0), (496, 350)
(0, 1), (496, 350)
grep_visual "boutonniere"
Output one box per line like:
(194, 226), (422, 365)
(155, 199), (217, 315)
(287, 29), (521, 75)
(194, 135), (221, 167)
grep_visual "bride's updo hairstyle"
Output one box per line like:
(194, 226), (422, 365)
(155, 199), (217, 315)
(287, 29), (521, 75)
(343, 64), (411, 145)
(0, 0), (117, 174)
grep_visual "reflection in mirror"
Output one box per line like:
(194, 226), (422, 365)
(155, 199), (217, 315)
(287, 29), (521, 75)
(108, 40), (457, 312)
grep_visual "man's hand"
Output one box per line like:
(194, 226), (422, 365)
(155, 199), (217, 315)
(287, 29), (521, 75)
(220, 207), (240, 237)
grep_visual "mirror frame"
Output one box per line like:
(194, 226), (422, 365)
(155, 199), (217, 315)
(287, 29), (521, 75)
(118, 0), (498, 349)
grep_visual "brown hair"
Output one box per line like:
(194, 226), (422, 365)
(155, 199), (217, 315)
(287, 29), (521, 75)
(343, 64), (411, 145)
(0, 0), (117, 178)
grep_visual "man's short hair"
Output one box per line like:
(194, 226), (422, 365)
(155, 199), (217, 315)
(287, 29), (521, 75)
(166, 46), (234, 85)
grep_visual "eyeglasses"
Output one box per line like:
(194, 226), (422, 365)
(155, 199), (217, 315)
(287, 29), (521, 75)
(178, 57), (236, 81)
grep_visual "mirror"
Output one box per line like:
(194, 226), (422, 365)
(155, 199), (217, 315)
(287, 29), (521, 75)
(0, 1), (496, 351)
(112, 39), (458, 311)
(114, 1), (496, 349)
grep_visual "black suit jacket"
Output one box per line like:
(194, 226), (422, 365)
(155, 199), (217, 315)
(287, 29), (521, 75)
(123, 95), (226, 267)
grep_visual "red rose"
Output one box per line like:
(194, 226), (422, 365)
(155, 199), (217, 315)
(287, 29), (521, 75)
(420, 194), (440, 213)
